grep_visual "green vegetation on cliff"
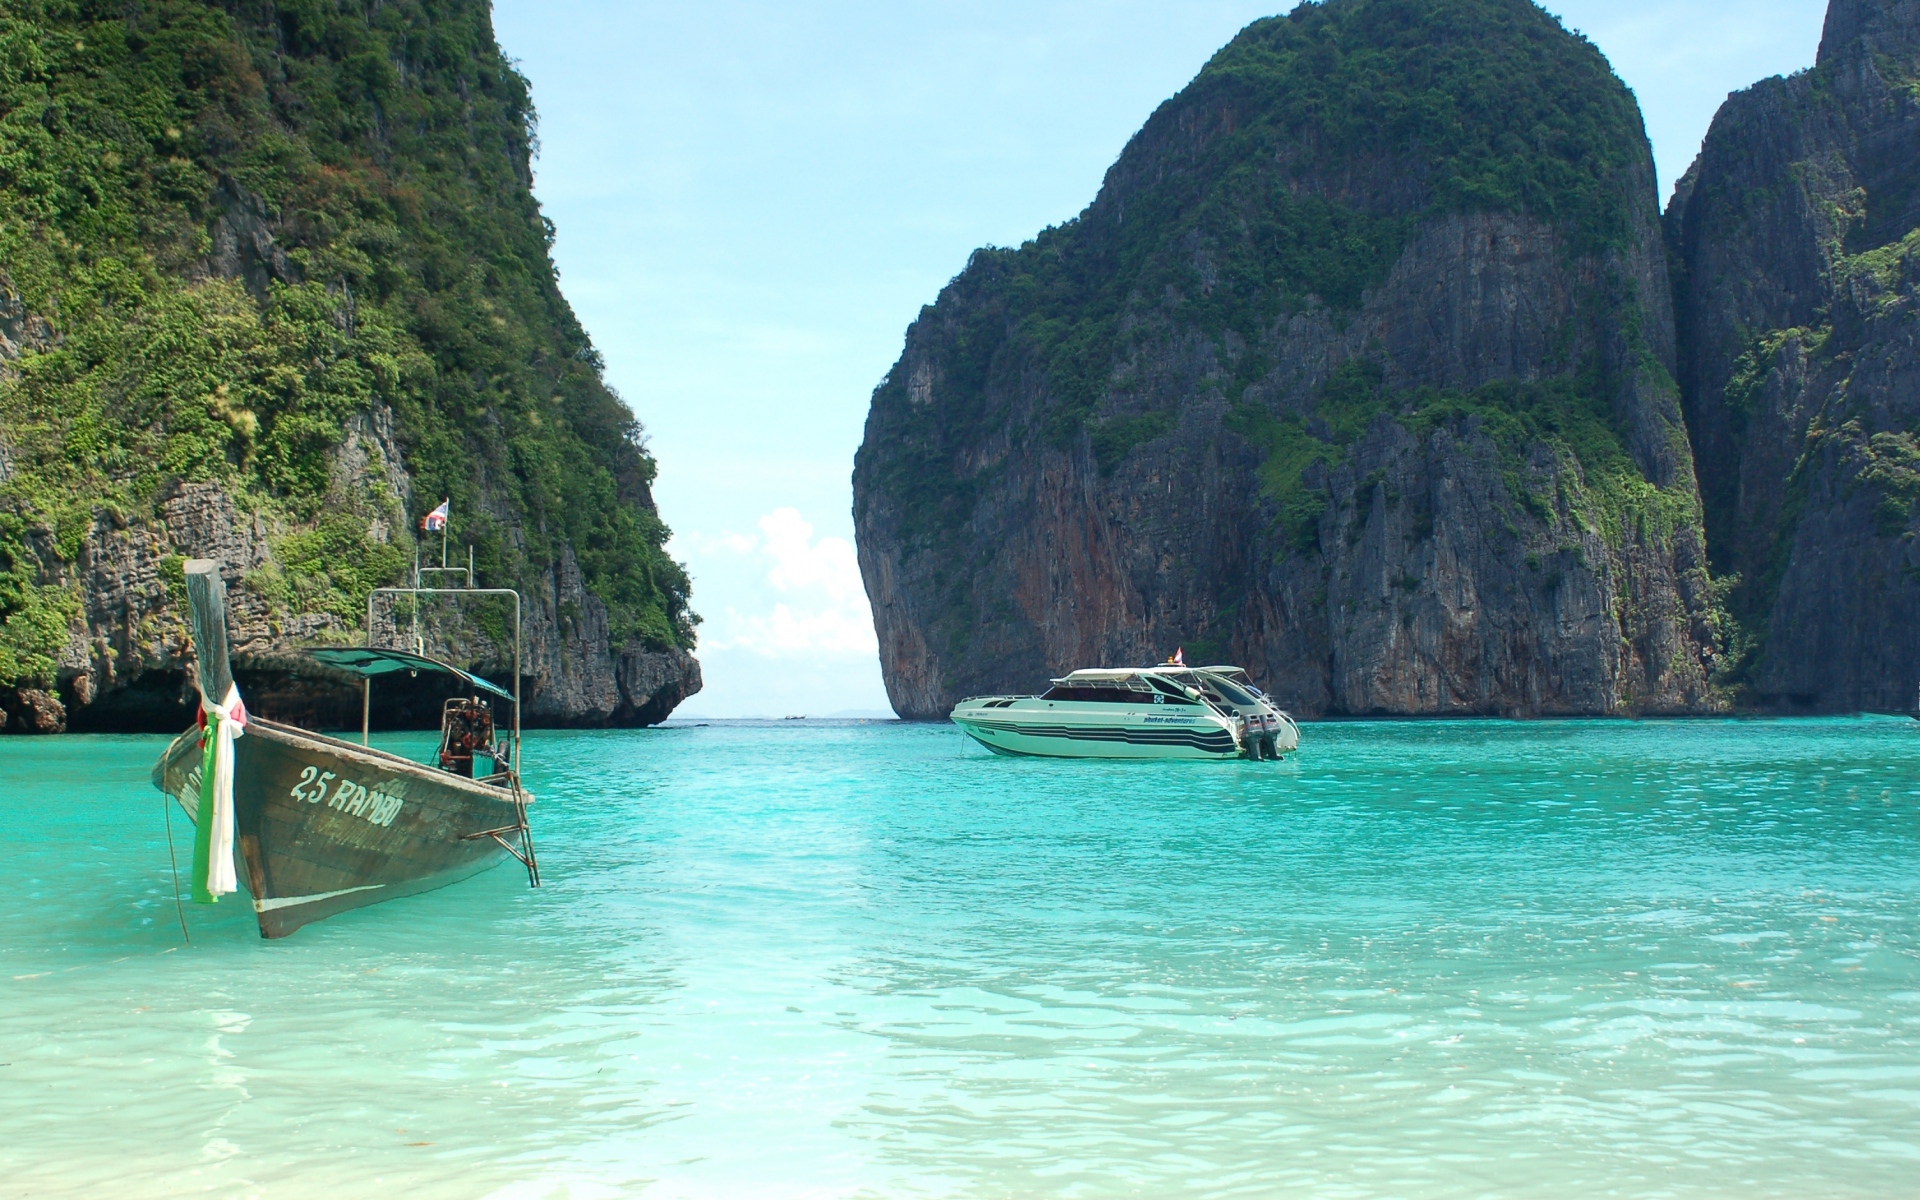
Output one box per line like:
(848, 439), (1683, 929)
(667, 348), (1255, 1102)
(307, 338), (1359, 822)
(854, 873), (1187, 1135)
(0, 0), (693, 685)
(1231, 361), (1697, 558)
(870, 0), (1672, 558)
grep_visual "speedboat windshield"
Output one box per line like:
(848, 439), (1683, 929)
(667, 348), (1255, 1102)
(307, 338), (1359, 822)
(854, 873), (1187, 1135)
(1143, 674), (1193, 700)
(1200, 674), (1261, 707)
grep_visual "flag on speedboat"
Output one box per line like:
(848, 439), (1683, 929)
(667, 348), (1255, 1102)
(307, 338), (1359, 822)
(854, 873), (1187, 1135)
(421, 499), (449, 532)
(1172, 647), (1186, 665)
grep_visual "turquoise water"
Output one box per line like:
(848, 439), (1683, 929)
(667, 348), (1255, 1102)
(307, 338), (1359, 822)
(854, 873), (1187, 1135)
(4, 719), (1919, 1198)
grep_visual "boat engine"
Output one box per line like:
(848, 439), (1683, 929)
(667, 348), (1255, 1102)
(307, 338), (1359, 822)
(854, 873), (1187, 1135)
(439, 696), (497, 778)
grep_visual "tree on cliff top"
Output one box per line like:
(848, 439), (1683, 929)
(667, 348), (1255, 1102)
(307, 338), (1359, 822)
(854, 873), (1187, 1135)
(1022, 0), (1649, 415)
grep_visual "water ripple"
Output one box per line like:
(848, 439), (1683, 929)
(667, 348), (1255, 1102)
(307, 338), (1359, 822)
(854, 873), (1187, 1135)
(3, 718), (1917, 1197)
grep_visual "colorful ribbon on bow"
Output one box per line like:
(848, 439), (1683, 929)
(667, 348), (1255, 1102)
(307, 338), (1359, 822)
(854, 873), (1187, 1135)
(190, 683), (247, 904)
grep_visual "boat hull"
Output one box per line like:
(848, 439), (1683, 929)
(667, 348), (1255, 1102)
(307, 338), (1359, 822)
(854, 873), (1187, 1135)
(155, 719), (528, 938)
(951, 701), (1242, 760)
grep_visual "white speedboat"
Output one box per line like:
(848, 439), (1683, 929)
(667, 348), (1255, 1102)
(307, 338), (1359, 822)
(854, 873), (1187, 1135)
(951, 665), (1300, 761)
(1172, 665), (1301, 758)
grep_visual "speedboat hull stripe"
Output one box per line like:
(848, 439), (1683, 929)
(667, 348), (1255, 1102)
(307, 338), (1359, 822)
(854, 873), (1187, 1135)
(968, 722), (1238, 751)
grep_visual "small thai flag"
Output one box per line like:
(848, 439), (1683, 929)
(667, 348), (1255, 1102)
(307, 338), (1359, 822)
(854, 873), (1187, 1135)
(421, 499), (449, 533)
(1172, 647), (1185, 666)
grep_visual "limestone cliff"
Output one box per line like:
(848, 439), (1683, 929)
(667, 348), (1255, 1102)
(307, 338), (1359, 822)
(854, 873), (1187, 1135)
(1666, 0), (1920, 712)
(0, 0), (697, 732)
(855, 0), (1719, 718)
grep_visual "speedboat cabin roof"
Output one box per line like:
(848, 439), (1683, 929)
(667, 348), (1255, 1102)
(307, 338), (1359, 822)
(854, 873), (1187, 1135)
(1051, 665), (1254, 687)
(1052, 669), (1158, 686)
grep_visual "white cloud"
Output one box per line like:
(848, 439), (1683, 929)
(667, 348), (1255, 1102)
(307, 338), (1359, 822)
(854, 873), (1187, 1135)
(684, 508), (878, 659)
(686, 529), (760, 556)
(723, 599), (877, 657)
(758, 508), (865, 604)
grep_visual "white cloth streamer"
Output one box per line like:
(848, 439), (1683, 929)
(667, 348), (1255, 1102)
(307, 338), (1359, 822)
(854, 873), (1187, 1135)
(204, 683), (248, 898)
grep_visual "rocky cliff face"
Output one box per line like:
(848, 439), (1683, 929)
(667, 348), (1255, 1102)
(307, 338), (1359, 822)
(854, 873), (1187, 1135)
(0, 477), (699, 735)
(1667, 0), (1920, 711)
(855, 0), (1719, 718)
(0, 0), (697, 732)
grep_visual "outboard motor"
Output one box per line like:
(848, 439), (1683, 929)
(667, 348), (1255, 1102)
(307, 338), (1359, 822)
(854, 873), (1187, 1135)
(439, 696), (496, 778)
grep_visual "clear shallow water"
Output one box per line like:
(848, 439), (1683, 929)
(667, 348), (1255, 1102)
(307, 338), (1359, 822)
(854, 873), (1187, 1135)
(3, 719), (1919, 1199)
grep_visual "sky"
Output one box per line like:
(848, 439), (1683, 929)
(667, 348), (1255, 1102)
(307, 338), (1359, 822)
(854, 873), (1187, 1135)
(489, 0), (1833, 719)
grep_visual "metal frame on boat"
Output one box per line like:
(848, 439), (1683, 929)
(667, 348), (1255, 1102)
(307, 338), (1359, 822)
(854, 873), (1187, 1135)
(151, 559), (539, 938)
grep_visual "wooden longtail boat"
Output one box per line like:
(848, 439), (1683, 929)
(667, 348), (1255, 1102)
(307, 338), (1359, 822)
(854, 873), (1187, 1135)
(152, 559), (538, 939)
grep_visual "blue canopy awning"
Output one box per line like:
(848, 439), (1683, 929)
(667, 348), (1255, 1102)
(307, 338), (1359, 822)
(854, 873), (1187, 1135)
(306, 647), (513, 702)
